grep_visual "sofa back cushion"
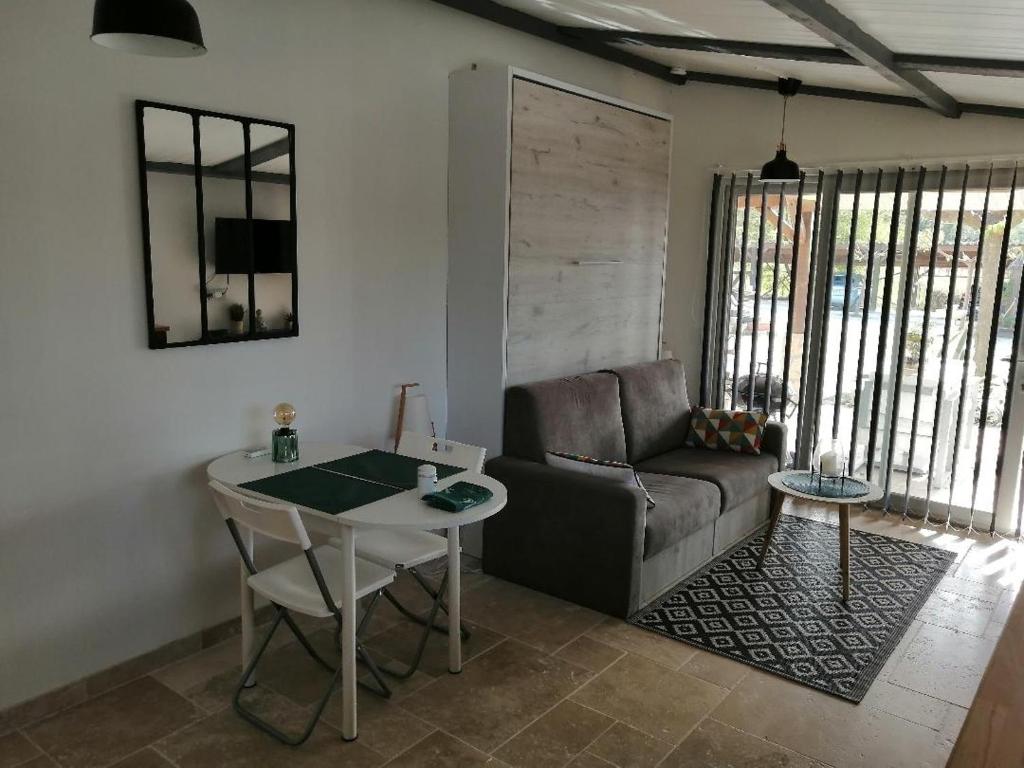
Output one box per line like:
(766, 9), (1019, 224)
(608, 359), (691, 464)
(503, 373), (628, 463)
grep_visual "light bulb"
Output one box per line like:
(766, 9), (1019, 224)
(273, 403), (296, 427)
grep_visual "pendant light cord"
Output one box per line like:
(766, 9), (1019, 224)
(780, 96), (788, 150)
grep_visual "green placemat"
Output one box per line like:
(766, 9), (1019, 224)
(239, 467), (403, 515)
(316, 449), (464, 490)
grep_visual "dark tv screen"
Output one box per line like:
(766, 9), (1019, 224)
(215, 218), (294, 274)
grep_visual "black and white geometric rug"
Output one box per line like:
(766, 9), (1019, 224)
(629, 515), (955, 702)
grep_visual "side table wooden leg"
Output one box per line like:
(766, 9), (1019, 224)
(758, 490), (785, 568)
(839, 503), (850, 601)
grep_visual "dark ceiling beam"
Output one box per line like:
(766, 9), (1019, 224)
(687, 71), (1024, 119)
(559, 28), (856, 65)
(427, 0), (685, 84)
(760, 0), (961, 117)
(684, 72), (1024, 119)
(427, 0), (1024, 120)
(687, 71), (925, 109)
(961, 102), (1024, 119)
(562, 28), (1024, 79)
(894, 53), (1024, 78)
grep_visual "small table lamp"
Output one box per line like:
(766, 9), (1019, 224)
(272, 402), (298, 463)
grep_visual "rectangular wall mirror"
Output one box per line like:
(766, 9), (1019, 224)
(136, 100), (297, 349)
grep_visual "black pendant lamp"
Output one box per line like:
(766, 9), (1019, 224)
(760, 78), (802, 183)
(91, 0), (206, 57)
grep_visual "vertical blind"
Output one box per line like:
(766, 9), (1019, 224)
(701, 164), (1024, 537)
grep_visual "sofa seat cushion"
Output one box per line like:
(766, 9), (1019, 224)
(639, 473), (719, 560)
(635, 448), (778, 512)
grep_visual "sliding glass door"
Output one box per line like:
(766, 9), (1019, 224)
(701, 164), (1024, 536)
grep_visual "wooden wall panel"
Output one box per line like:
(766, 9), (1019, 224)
(506, 77), (671, 386)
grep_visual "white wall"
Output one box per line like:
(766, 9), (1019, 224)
(0, 0), (670, 709)
(3, 0), (1023, 711)
(662, 84), (1024, 383)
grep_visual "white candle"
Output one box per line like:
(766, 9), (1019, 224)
(820, 450), (838, 476)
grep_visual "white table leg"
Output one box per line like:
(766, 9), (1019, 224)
(240, 527), (256, 687)
(338, 525), (358, 741)
(447, 526), (462, 674)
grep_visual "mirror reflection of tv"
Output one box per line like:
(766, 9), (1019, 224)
(215, 218), (294, 274)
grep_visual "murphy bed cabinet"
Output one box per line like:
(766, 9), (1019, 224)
(447, 66), (671, 554)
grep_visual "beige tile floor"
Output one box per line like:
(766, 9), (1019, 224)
(5, 499), (1022, 768)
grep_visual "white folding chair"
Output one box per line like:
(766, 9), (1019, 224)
(209, 481), (395, 746)
(331, 431), (485, 678)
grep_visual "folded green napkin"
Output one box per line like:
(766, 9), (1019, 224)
(423, 481), (493, 512)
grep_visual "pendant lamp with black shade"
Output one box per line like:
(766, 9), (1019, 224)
(760, 78), (802, 183)
(91, 0), (206, 57)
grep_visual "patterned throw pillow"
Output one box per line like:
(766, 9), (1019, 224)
(545, 452), (656, 508)
(686, 407), (768, 455)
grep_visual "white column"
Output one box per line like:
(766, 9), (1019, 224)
(447, 526), (462, 673)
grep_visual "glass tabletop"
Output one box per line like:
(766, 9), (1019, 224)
(781, 472), (871, 500)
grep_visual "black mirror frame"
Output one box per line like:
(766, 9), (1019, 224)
(135, 99), (298, 349)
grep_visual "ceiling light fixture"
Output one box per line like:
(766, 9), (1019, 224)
(91, 0), (206, 58)
(760, 78), (802, 183)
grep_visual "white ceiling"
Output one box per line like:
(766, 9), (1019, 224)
(925, 72), (1024, 109)
(493, 0), (1024, 111)
(835, 0), (1024, 59)
(497, 0), (821, 42)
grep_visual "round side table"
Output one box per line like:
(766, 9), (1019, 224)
(763, 470), (884, 601)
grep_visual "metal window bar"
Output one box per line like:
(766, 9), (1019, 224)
(700, 174), (724, 407)
(866, 168), (906, 484)
(849, 171), (884, 473)
(883, 168), (927, 512)
(974, 165), (1020, 529)
(902, 166), (949, 517)
(732, 174), (754, 407)
(795, 172), (826, 465)
(812, 171), (844, 449)
(764, 183), (787, 420)
(780, 172), (808, 453)
(924, 167), (970, 525)
(748, 184), (770, 411)
(833, 170), (864, 441)
(716, 174), (739, 408)
(945, 166), (994, 530)
(704, 162), (1024, 536)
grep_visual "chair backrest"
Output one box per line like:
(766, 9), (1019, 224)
(209, 480), (311, 550)
(398, 431), (486, 472)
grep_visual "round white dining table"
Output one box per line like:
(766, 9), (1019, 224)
(207, 442), (507, 741)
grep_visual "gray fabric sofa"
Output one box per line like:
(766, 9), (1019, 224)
(483, 359), (785, 618)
